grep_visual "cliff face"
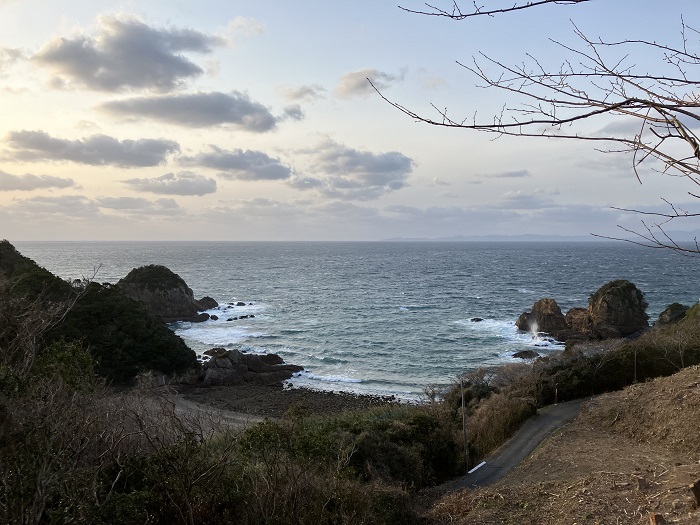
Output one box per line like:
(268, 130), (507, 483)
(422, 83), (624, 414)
(116, 265), (216, 322)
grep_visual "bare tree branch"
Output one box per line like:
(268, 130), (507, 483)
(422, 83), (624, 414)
(380, 6), (700, 252)
(399, 0), (590, 20)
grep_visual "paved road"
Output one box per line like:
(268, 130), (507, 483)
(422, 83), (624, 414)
(446, 398), (586, 490)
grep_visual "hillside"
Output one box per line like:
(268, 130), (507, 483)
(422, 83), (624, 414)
(425, 365), (700, 524)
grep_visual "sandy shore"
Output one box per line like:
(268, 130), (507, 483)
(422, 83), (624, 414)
(174, 382), (402, 419)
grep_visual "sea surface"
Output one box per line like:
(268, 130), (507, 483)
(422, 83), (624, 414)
(14, 241), (700, 400)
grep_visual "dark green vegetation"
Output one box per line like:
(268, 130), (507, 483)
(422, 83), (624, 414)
(118, 264), (188, 292)
(0, 240), (197, 384)
(3, 239), (700, 523)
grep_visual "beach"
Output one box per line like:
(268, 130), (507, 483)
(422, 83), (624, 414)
(175, 381), (402, 419)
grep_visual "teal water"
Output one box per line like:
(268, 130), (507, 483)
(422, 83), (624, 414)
(15, 241), (700, 399)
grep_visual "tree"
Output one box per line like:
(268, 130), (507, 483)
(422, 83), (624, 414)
(377, 0), (700, 253)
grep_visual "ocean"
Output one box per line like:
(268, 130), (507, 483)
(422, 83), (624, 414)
(14, 241), (700, 400)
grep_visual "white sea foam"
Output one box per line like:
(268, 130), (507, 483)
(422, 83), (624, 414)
(292, 370), (362, 384)
(457, 317), (564, 350)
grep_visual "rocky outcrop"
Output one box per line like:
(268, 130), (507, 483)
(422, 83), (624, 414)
(199, 348), (304, 386)
(656, 303), (689, 325)
(513, 350), (540, 360)
(516, 280), (649, 342)
(116, 265), (218, 322)
(515, 298), (568, 334)
(588, 280), (648, 338)
(195, 296), (219, 311)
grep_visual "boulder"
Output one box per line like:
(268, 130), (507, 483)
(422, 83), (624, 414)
(199, 349), (303, 386)
(117, 265), (200, 322)
(513, 350), (540, 360)
(656, 303), (689, 325)
(195, 296), (219, 310)
(588, 280), (648, 338)
(515, 298), (568, 334)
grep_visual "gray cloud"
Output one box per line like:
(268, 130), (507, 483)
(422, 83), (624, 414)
(99, 91), (277, 131)
(431, 177), (450, 186)
(122, 171), (216, 196)
(281, 104), (304, 122)
(290, 138), (413, 200)
(0, 47), (23, 71)
(485, 169), (531, 178)
(181, 146), (293, 180)
(0, 170), (75, 191)
(96, 196), (182, 215)
(18, 195), (100, 217)
(7, 130), (179, 167)
(335, 68), (403, 99)
(492, 190), (559, 210)
(32, 15), (222, 92)
(277, 84), (326, 102)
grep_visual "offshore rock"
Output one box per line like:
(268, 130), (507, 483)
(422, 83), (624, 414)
(200, 349), (304, 386)
(195, 296), (219, 310)
(656, 303), (689, 325)
(513, 350), (540, 360)
(588, 280), (648, 338)
(117, 264), (215, 322)
(515, 298), (568, 334)
(517, 280), (649, 342)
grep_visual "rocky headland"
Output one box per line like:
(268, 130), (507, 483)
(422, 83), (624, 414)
(117, 264), (219, 323)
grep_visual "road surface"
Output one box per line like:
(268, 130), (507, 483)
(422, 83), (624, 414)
(446, 398), (585, 490)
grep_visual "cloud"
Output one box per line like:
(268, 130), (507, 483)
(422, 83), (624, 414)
(431, 177), (450, 186)
(31, 14), (223, 92)
(122, 171), (216, 196)
(7, 130), (179, 167)
(335, 68), (403, 98)
(0, 47), (23, 72)
(99, 91), (277, 131)
(281, 104), (304, 122)
(223, 16), (264, 46)
(0, 170), (75, 191)
(485, 169), (531, 178)
(290, 138), (413, 200)
(491, 190), (560, 210)
(277, 84), (326, 102)
(181, 145), (293, 180)
(417, 68), (447, 90)
(18, 195), (100, 217)
(96, 196), (183, 215)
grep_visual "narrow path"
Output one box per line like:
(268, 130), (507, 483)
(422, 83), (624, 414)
(446, 398), (586, 490)
(170, 393), (267, 431)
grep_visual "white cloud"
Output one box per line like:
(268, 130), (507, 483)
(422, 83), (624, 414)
(334, 68), (403, 99)
(122, 171), (216, 196)
(223, 16), (264, 46)
(0, 170), (75, 191)
(96, 196), (183, 215)
(277, 84), (326, 102)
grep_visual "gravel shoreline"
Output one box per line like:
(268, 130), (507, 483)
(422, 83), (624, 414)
(175, 382), (402, 419)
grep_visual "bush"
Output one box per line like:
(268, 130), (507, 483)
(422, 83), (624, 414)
(46, 282), (198, 383)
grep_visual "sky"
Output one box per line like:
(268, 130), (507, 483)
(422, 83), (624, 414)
(1, 0), (699, 241)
